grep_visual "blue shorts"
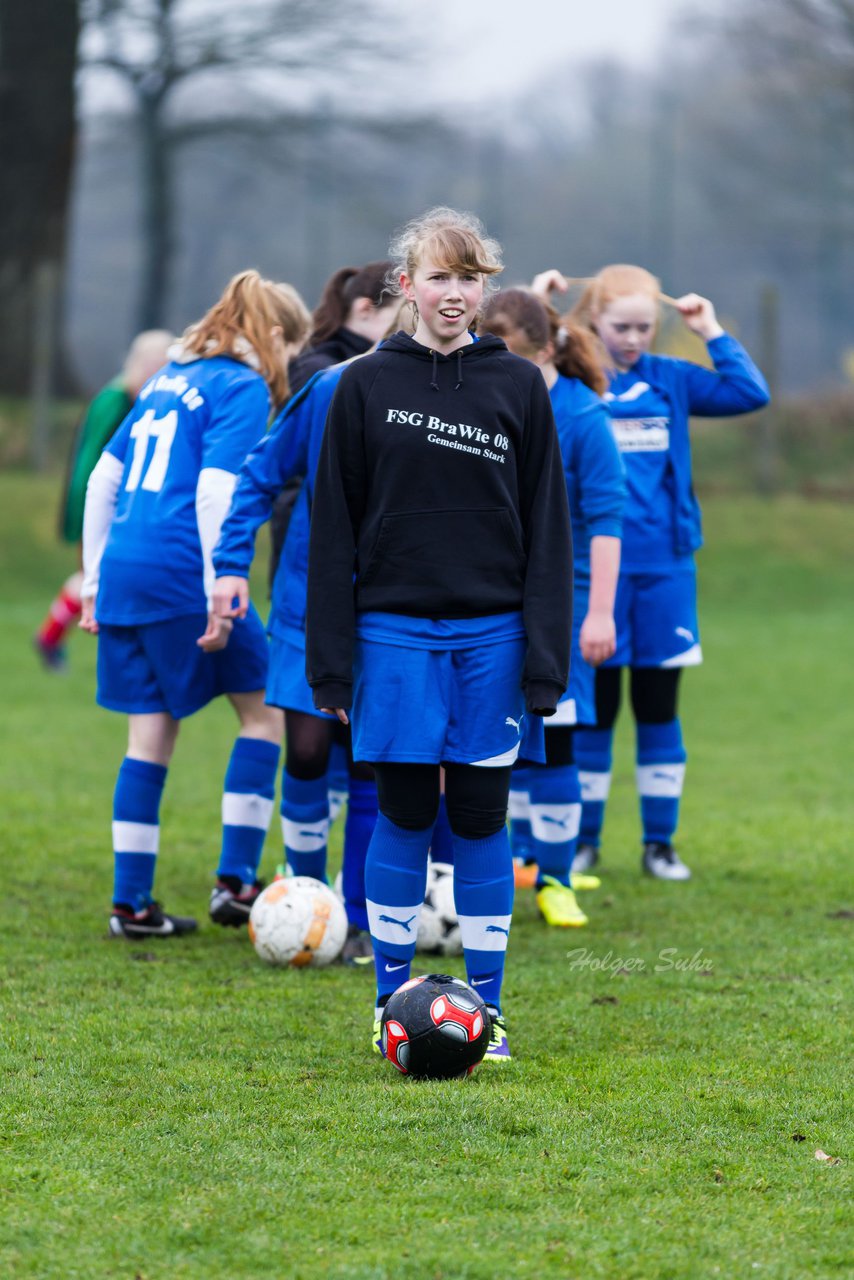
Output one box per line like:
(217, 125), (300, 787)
(352, 633), (544, 765)
(266, 630), (335, 720)
(550, 597), (595, 727)
(604, 565), (702, 669)
(96, 607), (269, 718)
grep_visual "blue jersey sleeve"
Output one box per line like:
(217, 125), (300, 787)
(573, 400), (626, 539)
(212, 379), (316, 579)
(678, 333), (770, 417)
(201, 373), (271, 475)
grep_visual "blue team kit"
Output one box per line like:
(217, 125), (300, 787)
(549, 374), (624, 722)
(95, 355), (272, 715)
(603, 333), (769, 668)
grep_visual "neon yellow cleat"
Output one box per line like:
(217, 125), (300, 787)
(372, 1016), (383, 1056)
(536, 876), (589, 927)
(482, 1012), (511, 1063)
(571, 871), (602, 891)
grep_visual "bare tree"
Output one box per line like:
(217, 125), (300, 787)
(80, 0), (397, 330)
(0, 0), (81, 393)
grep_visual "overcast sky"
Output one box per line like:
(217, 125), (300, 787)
(413, 0), (696, 106)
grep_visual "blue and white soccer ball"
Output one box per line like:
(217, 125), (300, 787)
(416, 862), (462, 956)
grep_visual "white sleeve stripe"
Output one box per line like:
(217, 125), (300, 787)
(196, 467), (238, 611)
(81, 452), (124, 598)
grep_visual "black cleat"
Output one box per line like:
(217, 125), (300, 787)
(341, 924), (374, 967)
(209, 876), (265, 927)
(642, 842), (692, 881)
(572, 841), (600, 873)
(110, 900), (198, 939)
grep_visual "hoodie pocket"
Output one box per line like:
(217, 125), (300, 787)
(358, 508), (526, 611)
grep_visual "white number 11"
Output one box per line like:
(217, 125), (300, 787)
(125, 409), (178, 493)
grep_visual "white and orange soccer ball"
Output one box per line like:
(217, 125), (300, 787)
(248, 876), (347, 967)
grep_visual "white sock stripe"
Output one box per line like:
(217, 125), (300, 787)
(281, 815), (330, 852)
(579, 771), (612, 802)
(222, 791), (275, 831)
(366, 899), (423, 945)
(636, 763), (686, 797)
(112, 820), (159, 855)
(507, 788), (531, 820)
(470, 742), (521, 767)
(530, 803), (581, 843)
(457, 913), (512, 952)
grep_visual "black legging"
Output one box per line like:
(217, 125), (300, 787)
(373, 762), (512, 839)
(518, 724), (575, 770)
(592, 666), (682, 729)
(284, 710), (374, 783)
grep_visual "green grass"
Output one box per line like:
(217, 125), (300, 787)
(1, 477), (852, 1279)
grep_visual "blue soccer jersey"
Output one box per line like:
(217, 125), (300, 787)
(96, 357), (270, 624)
(604, 373), (677, 571)
(550, 374), (624, 584)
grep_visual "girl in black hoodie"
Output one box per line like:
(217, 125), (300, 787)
(306, 208), (573, 1065)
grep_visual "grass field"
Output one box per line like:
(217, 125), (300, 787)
(1, 475), (852, 1279)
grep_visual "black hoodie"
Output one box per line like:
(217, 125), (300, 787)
(288, 327), (374, 396)
(306, 331), (573, 715)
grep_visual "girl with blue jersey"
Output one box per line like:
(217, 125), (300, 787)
(482, 289), (625, 927)
(548, 264), (769, 880)
(80, 271), (311, 939)
(212, 334), (408, 965)
(302, 208), (573, 1063)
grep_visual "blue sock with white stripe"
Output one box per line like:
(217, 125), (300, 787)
(575, 728), (613, 848)
(528, 763), (581, 888)
(217, 737), (280, 884)
(281, 771), (329, 882)
(429, 793), (455, 866)
(508, 763), (534, 863)
(112, 757), (167, 910)
(327, 740), (349, 826)
(453, 829), (514, 1014)
(365, 814), (431, 1003)
(342, 776), (378, 930)
(636, 720), (687, 846)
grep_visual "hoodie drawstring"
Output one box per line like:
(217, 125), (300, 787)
(429, 348), (465, 391)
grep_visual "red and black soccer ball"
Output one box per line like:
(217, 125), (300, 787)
(380, 974), (491, 1079)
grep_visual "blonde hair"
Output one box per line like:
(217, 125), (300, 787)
(571, 264), (662, 334)
(388, 207), (503, 305)
(123, 330), (173, 395)
(180, 270), (311, 408)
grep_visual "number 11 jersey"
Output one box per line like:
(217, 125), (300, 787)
(96, 356), (270, 625)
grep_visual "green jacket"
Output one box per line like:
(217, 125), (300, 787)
(60, 378), (131, 542)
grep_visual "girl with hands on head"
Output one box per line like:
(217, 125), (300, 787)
(536, 263), (769, 882)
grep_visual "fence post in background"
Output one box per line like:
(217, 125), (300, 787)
(29, 259), (59, 473)
(755, 282), (780, 496)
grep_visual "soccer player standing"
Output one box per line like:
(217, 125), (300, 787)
(549, 265), (769, 880)
(305, 209), (573, 1061)
(80, 271), (310, 938)
(482, 288), (625, 925)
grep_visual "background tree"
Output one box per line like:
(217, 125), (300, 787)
(80, 0), (397, 332)
(0, 0), (80, 393)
